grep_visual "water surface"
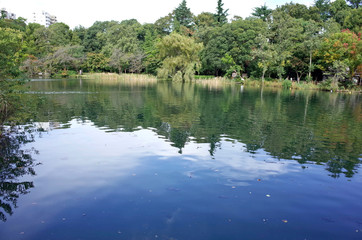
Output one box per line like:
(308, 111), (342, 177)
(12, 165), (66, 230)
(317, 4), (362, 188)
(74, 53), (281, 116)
(0, 78), (361, 240)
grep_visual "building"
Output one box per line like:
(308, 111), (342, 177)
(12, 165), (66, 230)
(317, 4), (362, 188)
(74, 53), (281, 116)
(32, 11), (57, 27)
(1, 8), (16, 20)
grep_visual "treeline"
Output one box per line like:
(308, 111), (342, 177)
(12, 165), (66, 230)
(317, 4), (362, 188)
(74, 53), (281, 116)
(0, 0), (361, 85)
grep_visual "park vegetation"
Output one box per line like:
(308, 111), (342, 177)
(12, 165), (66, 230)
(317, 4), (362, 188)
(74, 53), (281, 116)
(0, 0), (361, 88)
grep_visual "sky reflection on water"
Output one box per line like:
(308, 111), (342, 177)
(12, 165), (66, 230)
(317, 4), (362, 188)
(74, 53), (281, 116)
(0, 79), (361, 239)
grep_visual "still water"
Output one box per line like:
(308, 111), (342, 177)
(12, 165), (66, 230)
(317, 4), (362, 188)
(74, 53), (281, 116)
(0, 78), (361, 240)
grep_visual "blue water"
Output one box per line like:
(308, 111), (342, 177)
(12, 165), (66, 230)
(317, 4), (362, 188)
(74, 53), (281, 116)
(0, 79), (361, 240)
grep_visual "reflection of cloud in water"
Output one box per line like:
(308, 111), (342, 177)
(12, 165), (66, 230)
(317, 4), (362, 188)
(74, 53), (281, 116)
(27, 120), (295, 200)
(177, 137), (294, 186)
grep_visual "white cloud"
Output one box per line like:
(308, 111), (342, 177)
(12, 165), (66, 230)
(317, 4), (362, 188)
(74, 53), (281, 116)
(0, 0), (314, 28)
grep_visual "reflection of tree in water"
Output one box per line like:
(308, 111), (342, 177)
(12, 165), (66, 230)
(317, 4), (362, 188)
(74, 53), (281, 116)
(0, 126), (38, 222)
(31, 82), (361, 178)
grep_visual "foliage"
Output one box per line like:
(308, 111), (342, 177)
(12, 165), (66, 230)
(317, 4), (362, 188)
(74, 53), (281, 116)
(174, 0), (194, 30)
(282, 79), (293, 89)
(0, 28), (24, 79)
(157, 33), (203, 82)
(252, 4), (272, 21)
(85, 53), (108, 72)
(0, 0), (360, 89)
(215, 0), (229, 25)
(315, 29), (362, 79)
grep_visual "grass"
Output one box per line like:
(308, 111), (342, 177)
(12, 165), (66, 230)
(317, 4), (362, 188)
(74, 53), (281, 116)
(79, 73), (362, 92)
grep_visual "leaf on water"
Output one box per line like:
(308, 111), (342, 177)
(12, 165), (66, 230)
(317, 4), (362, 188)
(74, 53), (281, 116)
(266, 194), (271, 197)
(282, 219), (288, 223)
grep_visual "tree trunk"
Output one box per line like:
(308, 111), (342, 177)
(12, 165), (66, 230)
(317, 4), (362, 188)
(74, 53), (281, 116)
(262, 68), (266, 84)
(296, 71), (300, 83)
(308, 51), (312, 80)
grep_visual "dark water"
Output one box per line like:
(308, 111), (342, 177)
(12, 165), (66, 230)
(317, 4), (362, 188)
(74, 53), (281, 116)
(0, 78), (361, 240)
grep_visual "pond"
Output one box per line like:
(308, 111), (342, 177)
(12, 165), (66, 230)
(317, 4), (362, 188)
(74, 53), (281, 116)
(0, 78), (361, 240)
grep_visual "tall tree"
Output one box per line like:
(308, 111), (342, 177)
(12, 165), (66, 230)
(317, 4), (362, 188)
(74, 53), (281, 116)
(314, 0), (331, 21)
(174, 0), (193, 29)
(215, 0), (229, 25)
(252, 4), (272, 22)
(252, 35), (277, 83)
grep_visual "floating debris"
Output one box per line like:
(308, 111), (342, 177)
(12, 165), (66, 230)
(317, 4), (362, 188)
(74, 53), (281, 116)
(266, 194), (271, 197)
(257, 179), (261, 182)
(231, 186), (236, 189)
(282, 219), (288, 223)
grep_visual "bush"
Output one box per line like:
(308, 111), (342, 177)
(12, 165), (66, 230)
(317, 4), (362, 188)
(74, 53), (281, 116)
(282, 79), (292, 89)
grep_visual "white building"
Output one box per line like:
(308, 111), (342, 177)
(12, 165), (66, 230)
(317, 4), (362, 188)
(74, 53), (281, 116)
(1, 8), (16, 20)
(32, 11), (57, 27)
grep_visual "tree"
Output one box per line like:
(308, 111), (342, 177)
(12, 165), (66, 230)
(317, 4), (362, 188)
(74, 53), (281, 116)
(157, 33), (203, 82)
(303, 20), (322, 80)
(315, 29), (362, 80)
(0, 27), (25, 121)
(347, 0), (361, 8)
(314, 0), (331, 21)
(252, 35), (277, 83)
(252, 4), (272, 22)
(46, 45), (85, 73)
(0, 28), (24, 79)
(109, 49), (131, 74)
(102, 19), (142, 56)
(154, 14), (173, 36)
(85, 53), (108, 72)
(48, 23), (72, 47)
(214, 0), (229, 25)
(194, 12), (216, 29)
(82, 21), (115, 53)
(174, 0), (194, 29)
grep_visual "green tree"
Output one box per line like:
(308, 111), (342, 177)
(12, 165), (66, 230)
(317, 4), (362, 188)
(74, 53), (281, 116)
(314, 0), (331, 21)
(46, 45), (85, 73)
(0, 27), (25, 121)
(157, 33), (203, 82)
(214, 0), (229, 25)
(154, 14), (173, 36)
(174, 0), (194, 29)
(347, 0), (361, 8)
(102, 19), (142, 56)
(48, 23), (72, 47)
(194, 12), (216, 29)
(85, 53), (108, 72)
(142, 30), (161, 74)
(252, 4), (272, 22)
(109, 49), (131, 74)
(82, 21), (115, 53)
(252, 35), (277, 83)
(0, 28), (24, 79)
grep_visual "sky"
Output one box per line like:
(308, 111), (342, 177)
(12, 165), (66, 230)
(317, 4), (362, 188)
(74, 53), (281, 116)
(0, 0), (314, 29)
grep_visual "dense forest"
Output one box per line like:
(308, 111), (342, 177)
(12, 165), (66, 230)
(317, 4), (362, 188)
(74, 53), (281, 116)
(0, 0), (361, 85)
